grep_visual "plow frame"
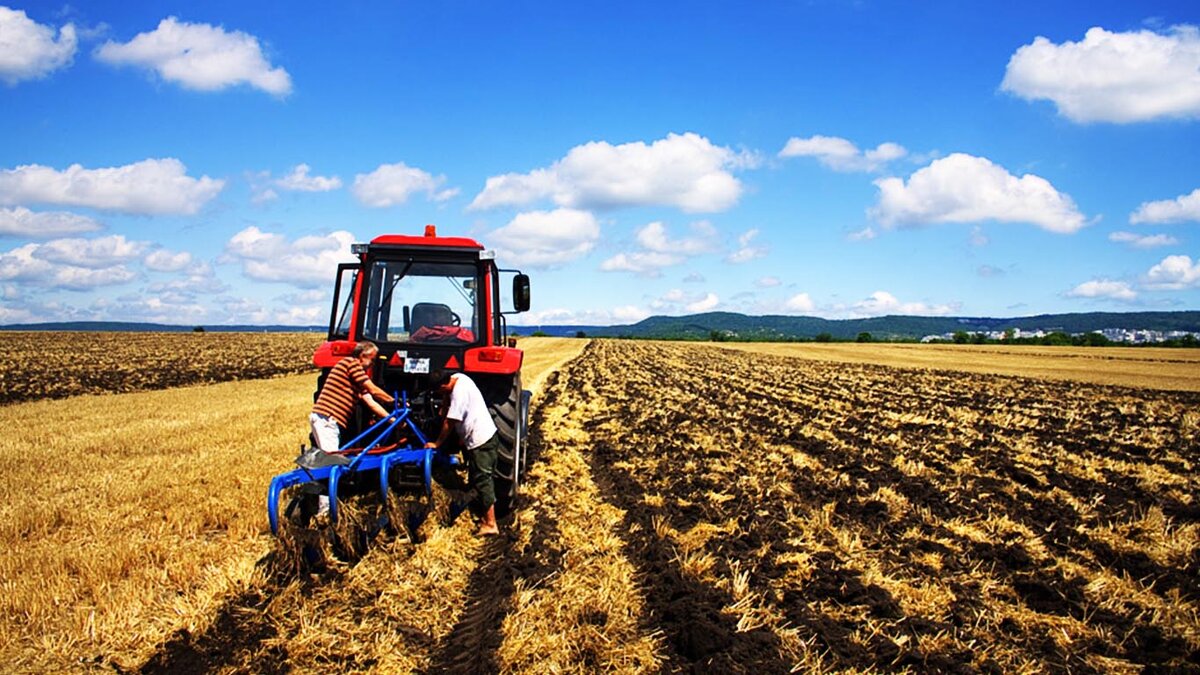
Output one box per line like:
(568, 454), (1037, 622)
(267, 393), (459, 535)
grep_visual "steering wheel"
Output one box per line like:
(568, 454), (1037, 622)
(451, 311), (461, 327)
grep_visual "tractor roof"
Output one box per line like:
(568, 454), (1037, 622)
(370, 226), (482, 251)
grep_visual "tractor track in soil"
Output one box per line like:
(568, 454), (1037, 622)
(426, 385), (567, 674)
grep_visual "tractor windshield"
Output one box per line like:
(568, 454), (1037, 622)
(359, 260), (480, 345)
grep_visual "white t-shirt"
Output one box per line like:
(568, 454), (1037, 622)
(446, 373), (498, 450)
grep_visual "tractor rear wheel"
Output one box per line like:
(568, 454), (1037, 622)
(485, 373), (527, 517)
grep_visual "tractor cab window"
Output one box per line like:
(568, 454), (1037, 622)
(360, 260), (479, 345)
(329, 266), (358, 339)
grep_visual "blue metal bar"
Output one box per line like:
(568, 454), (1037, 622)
(347, 411), (408, 471)
(339, 408), (400, 452)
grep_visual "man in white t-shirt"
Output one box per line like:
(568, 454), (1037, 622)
(426, 370), (501, 535)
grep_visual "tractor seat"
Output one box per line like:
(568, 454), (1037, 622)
(410, 302), (454, 332)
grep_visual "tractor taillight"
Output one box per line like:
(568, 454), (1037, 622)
(331, 341), (356, 356)
(478, 348), (506, 362)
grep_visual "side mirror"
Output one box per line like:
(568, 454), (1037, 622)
(513, 273), (531, 312)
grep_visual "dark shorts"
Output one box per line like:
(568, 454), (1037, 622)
(466, 433), (499, 509)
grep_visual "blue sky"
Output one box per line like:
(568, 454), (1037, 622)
(2, 1), (1199, 327)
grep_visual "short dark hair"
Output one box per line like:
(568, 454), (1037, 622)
(429, 368), (453, 386)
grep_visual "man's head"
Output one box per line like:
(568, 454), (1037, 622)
(353, 341), (379, 367)
(429, 368), (455, 393)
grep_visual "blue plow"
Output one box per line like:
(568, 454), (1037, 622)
(267, 393), (459, 535)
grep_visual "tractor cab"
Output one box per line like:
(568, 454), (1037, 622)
(313, 225), (530, 392)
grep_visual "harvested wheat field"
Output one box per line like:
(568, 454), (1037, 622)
(0, 337), (584, 673)
(2, 337), (1198, 673)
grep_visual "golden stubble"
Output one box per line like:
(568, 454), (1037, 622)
(0, 336), (587, 672)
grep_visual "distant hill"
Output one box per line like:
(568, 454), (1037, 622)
(0, 321), (325, 333)
(519, 310), (1200, 341)
(6, 311), (1200, 340)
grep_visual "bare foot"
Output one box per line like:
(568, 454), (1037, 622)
(476, 524), (499, 536)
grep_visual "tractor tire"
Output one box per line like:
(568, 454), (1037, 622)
(484, 373), (529, 517)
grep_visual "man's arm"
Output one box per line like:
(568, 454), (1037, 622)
(362, 392), (390, 419)
(364, 379), (394, 404)
(425, 417), (453, 449)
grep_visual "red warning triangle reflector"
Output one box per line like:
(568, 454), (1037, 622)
(444, 355), (460, 369)
(389, 352), (403, 366)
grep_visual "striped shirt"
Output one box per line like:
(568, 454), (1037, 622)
(313, 357), (371, 427)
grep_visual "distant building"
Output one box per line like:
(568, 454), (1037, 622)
(921, 328), (1200, 344)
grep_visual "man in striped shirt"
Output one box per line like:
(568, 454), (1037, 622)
(310, 341), (394, 453)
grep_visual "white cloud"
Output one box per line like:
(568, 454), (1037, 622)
(94, 17), (291, 95)
(648, 288), (719, 313)
(519, 305), (650, 326)
(271, 304), (324, 325)
(871, 153), (1086, 233)
(1144, 254), (1200, 290)
(847, 226), (876, 242)
(968, 226), (989, 247)
(0, 242), (136, 290)
(602, 220), (719, 277)
(755, 276), (781, 288)
(146, 262), (226, 296)
(488, 208), (599, 268)
(352, 162), (458, 207)
(682, 272), (705, 283)
(1130, 187), (1200, 224)
(685, 292), (719, 313)
(104, 293), (210, 324)
(34, 234), (148, 268)
(657, 289), (687, 305)
(637, 220), (718, 255)
(1109, 231), (1179, 249)
(0, 7), (77, 84)
(726, 228), (767, 263)
(0, 158), (224, 215)
(778, 135), (907, 172)
(276, 164), (342, 192)
(144, 248), (194, 272)
(469, 132), (750, 213)
(279, 289), (327, 305)
(611, 305), (651, 322)
(852, 291), (958, 317)
(223, 227), (356, 287)
(785, 293), (815, 313)
(1066, 279), (1138, 301)
(212, 296), (271, 324)
(0, 207), (101, 237)
(1001, 25), (1200, 123)
(599, 251), (682, 276)
(0, 302), (33, 323)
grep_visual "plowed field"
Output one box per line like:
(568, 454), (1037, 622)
(535, 340), (1199, 671)
(0, 331), (323, 406)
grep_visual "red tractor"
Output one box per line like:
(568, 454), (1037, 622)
(268, 225), (532, 535)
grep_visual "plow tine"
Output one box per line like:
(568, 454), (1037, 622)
(267, 471), (306, 535)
